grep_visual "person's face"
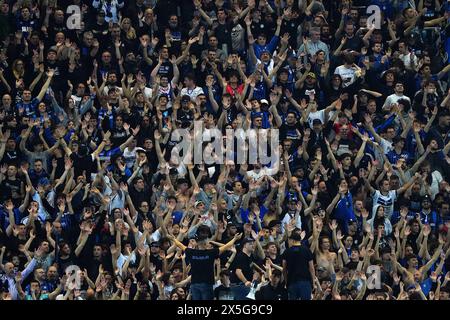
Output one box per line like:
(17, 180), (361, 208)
(21, 8), (30, 19)
(270, 274), (281, 287)
(35, 268), (46, 280)
(422, 199), (431, 209)
(169, 15), (178, 26)
(376, 206), (385, 218)
(362, 101), (375, 115)
(405, 8), (416, 19)
(0, 3), (9, 14)
(399, 42), (406, 53)
(2, 94), (12, 106)
(4, 262), (15, 276)
(386, 128), (396, 140)
(244, 242), (255, 253)
(40, 242), (50, 253)
(30, 282), (41, 294)
(395, 83), (404, 94)
(22, 89), (33, 101)
(62, 244), (71, 255)
(102, 52), (112, 63)
(268, 244), (277, 255)
(411, 222), (420, 233)
(135, 179), (145, 191)
(345, 235), (353, 247)
(439, 204), (449, 217)
(373, 43), (382, 54)
(318, 181), (327, 192)
(47, 266), (58, 279)
(439, 289), (450, 300)
(208, 36), (218, 47)
(342, 156), (352, 167)
(402, 249), (413, 263)
(389, 177), (400, 190)
(379, 179), (390, 192)
(107, 73), (117, 84)
(34, 161), (43, 173)
(6, 165), (17, 177)
(422, 66), (431, 75)
(305, 75), (316, 85)
(161, 48), (169, 59)
(345, 24), (354, 36)
(88, 245), (101, 260)
(311, 31), (321, 42)
(176, 287), (186, 299)
(257, 35), (267, 46)
(321, 238), (330, 250)
(144, 9), (154, 19)
(429, 140), (438, 150)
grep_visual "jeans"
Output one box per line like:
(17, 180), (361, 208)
(190, 283), (214, 300)
(288, 280), (312, 300)
(230, 283), (251, 300)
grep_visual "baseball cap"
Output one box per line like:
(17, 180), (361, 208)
(150, 241), (160, 248)
(251, 111), (264, 119)
(312, 119), (323, 125)
(135, 147), (146, 154)
(260, 99), (269, 105)
(194, 200), (204, 207)
(181, 95), (191, 102)
(242, 237), (255, 245)
(306, 72), (316, 79)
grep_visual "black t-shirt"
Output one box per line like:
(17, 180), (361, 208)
(185, 248), (219, 284)
(255, 283), (288, 300)
(281, 245), (313, 285)
(230, 251), (254, 284)
(214, 284), (233, 300)
(70, 153), (95, 181)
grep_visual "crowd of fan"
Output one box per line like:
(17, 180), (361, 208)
(0, 0), (450, 301)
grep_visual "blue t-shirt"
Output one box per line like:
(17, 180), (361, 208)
(240, 205), (268, 230)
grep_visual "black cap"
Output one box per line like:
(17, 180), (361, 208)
(150, 241), (160, 248)
(98, 10), (106, 16)
(242, 237), (256, 245)
(312, 119), (323, 125)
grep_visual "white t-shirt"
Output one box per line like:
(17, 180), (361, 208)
(372, 190), (397, 219)
(123, 147), (138, 168)
(382, 94), (411, 110)
(246, 167), (278, 181)
(180, 87), (204, 101)
(399, 53), (418, 70)
(334, 65), (356, 88)
(308, 109), (326, 126)
(281, 212), (302, 234)
(116, 252), (137, 275)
